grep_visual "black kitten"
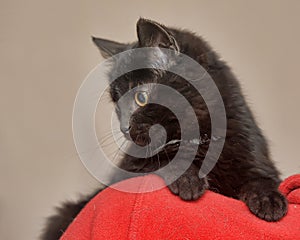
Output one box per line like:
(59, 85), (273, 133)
(41, 18), (287, 239)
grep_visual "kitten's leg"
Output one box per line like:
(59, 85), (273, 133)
(40, 189), (103, 240)
(161, 163), (208, 201)
(238, 178), (288, 221)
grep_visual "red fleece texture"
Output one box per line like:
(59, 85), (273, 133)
(61, 174), (300, 240)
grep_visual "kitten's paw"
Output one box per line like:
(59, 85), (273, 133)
(168, 175), (208, 201)
(246, 190), (288, 222)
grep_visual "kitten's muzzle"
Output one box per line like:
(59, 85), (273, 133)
(120, 126), (131, 135)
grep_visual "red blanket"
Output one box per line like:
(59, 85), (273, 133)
(61, 174), (300, 239)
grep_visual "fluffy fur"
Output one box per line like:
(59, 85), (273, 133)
(40, 18), (287, 239)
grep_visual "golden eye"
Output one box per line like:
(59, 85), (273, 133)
(134, 91), (148, 107)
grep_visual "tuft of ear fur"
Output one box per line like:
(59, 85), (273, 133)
(91, 37), (128, 58)
(136, 18), (179, 52)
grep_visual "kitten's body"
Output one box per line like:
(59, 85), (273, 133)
(41, 19), (287, 240)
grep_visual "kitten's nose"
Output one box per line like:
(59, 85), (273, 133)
(120, 126), (131, 135)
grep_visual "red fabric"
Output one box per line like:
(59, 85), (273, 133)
(61, 174), (300, 240)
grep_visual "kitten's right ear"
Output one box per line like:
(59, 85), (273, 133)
(92, 37), (127, 58)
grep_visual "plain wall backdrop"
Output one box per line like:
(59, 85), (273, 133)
(1, 1), (300, 239)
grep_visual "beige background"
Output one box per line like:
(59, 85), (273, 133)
(1, 1), (300, 239)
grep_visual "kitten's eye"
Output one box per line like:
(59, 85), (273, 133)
(134, 91), (148, 107)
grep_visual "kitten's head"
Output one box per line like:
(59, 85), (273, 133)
(93, 18), (211, 148)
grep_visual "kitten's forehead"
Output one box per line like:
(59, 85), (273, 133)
(110, 70), (155, 99)
(109, 47), (171, 81)
(115, 46), (168, 67)
(109, 47), (176, 98)
(127, 68), (158, 83)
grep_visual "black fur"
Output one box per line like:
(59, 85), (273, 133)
(40, 191), (100, 240)
(41, 18), (287, 239)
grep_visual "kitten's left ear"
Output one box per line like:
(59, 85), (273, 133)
(92, 37), (128, 58)
(136, 18), (179, 52)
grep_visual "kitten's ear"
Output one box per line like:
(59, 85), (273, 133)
(92, 37), (128, 58)
(136, 18), (179, 52)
